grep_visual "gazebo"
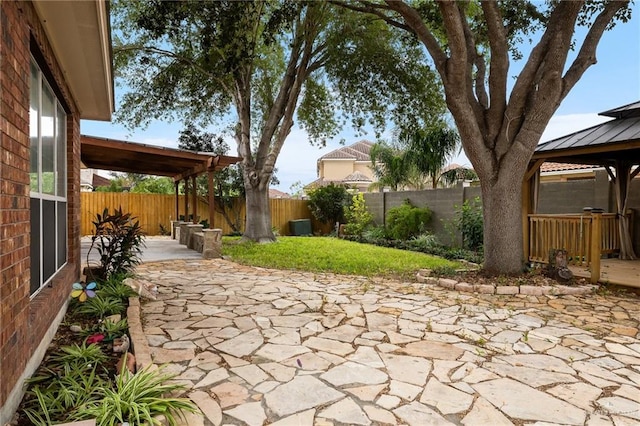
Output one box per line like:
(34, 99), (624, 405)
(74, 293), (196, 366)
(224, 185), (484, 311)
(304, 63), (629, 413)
(523, 102), (640, 286)
(80, 135), (241, 227)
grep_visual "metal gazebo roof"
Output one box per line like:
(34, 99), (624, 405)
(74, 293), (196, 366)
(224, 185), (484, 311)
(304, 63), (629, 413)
(532, 101), (640, 166)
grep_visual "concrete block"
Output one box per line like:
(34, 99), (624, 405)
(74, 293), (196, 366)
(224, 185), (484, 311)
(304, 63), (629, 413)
(474, 284), (495, 294)
(519, 285), (543, 296)
(439, 278), (458, 289)
(455, 282), (474, 292)
(496, 286), (519, 295)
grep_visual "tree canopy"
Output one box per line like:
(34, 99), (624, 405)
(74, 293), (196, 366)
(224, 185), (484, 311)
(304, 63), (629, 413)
(112, 0), (447, 241)
(335, 0), (632, 274)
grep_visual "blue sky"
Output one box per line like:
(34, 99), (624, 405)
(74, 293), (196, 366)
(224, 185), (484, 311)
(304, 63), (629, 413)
(83, 8), (640, 192)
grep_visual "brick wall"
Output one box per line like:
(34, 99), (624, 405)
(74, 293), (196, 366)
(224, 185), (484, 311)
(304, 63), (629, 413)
(0, 0), (81, 415)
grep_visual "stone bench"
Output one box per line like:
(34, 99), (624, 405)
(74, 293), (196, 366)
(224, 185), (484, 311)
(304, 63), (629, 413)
(202, 228), (222, 259)
(192, 231), (204, 253)
(176, 222), (222, 259)
(186, 224), (204, 250)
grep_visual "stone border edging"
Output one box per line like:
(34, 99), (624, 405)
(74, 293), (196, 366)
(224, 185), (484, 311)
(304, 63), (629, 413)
(127, 296), (153, 371)
(416, 270), (599, 296)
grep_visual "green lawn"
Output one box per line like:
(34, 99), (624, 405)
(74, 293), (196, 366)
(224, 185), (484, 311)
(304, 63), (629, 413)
(222, 236), (458, 279)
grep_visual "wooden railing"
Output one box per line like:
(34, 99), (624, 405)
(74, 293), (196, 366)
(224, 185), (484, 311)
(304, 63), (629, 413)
(528, 212), (619, 283)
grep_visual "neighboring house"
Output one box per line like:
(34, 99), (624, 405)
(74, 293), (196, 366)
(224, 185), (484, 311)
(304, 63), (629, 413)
(306, 140), (376, 192)
(80, 168), (112, 191)
(269, 188), (291, 199)
(0, 1), (113, 423)
(539, 162), (603, 182)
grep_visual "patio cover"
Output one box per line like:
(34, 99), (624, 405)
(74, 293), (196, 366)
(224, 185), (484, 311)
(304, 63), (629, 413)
(81, 135), (240, 177)
(525, 101), (640, 260)
(81, 135), (242, 226)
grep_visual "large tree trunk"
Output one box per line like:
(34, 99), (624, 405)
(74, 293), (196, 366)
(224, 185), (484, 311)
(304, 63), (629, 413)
(480, 171), (525, 275)
(243, 179), (275, 243)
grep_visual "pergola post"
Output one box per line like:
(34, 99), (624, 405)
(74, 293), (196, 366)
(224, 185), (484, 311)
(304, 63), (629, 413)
(174, 180), (180, 222)
(606, 161), (639, 260)
(184, 178), (189, 222)
(191, 175), (197, 223)
(208, 170), (215, 228)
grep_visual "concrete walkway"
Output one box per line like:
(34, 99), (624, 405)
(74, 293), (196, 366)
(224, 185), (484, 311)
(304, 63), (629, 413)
(81, 236), (202, 265)
(134, 259), (640, 426)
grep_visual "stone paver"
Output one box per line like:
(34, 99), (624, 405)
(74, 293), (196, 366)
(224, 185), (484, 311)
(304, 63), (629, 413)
(136, 259), (640, 425)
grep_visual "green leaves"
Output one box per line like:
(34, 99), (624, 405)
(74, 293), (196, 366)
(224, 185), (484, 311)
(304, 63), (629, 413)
(307, 183), (350, 226)
(401, 126), (460, 188)
(88, 207), (145, 281)
(84, 364), (198, 426)
(369, 142), (410, 191)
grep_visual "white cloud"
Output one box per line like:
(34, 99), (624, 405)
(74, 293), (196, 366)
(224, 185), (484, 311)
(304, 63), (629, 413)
(540, 113), (611, 142)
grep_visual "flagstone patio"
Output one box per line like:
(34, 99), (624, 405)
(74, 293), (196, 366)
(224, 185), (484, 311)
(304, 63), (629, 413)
(133, 259), (640, 426)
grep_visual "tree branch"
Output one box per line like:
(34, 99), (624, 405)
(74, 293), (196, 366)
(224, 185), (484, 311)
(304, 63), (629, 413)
(328, 0), (413, 33)
(115, 44), (233, 94)
(481, 1), (508, 142)
(383, 1), (449, 78)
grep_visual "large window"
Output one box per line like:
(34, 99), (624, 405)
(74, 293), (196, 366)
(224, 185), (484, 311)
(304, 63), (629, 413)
(30, 58), (67, 296)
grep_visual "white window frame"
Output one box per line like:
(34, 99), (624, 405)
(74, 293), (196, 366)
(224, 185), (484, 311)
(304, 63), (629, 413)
(29, 57), (68, 297)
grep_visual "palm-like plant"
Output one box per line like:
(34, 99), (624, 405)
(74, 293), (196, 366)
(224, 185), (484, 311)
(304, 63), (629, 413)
(369, 142), (410, 191)
(401, 125), (460, 189)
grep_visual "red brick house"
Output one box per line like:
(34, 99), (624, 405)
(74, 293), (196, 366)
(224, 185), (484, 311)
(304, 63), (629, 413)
(0, 1), (113, 422)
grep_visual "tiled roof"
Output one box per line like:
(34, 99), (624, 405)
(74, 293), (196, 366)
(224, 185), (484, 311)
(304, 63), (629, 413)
(320, 140), (374, 161)
(441, 163), (464, 173)
(540, 162), (597, 173)
(269, 189), (291, 198)
(342, 171), (372, 182)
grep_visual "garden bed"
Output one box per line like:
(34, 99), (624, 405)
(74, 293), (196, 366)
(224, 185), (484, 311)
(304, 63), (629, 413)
(11, 277), (196, 426)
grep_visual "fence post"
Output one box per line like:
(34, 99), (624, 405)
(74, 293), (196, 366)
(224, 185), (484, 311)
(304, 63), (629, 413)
(590, 211), (602, 284)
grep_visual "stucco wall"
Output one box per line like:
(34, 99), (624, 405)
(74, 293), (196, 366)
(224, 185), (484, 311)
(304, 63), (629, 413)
(363, 175), (639, 253)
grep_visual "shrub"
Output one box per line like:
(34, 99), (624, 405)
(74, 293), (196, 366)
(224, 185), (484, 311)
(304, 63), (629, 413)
(343, 193), (373, 237)
(406, 232), (440, 252)
(455, 197), (483, 251)
(87, 207), (145, 281)
(76, 295), (126, 319)
(307, 184), (350, 227)
(81, 363), (198, 426)
(362, 225), (388, 242)
(97, 273), (138, 302)
(385, 200), (432, 240)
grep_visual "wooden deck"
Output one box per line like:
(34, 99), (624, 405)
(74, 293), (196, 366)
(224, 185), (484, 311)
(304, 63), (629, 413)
(570, 258), (640, 288)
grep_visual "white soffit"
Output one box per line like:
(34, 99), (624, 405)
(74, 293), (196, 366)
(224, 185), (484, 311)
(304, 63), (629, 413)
(33, 0), (113, 121)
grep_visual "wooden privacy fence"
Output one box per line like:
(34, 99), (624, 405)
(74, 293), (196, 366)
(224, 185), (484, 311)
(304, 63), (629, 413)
(528, 212), (619, 283)
(81, 192), (324, 236)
